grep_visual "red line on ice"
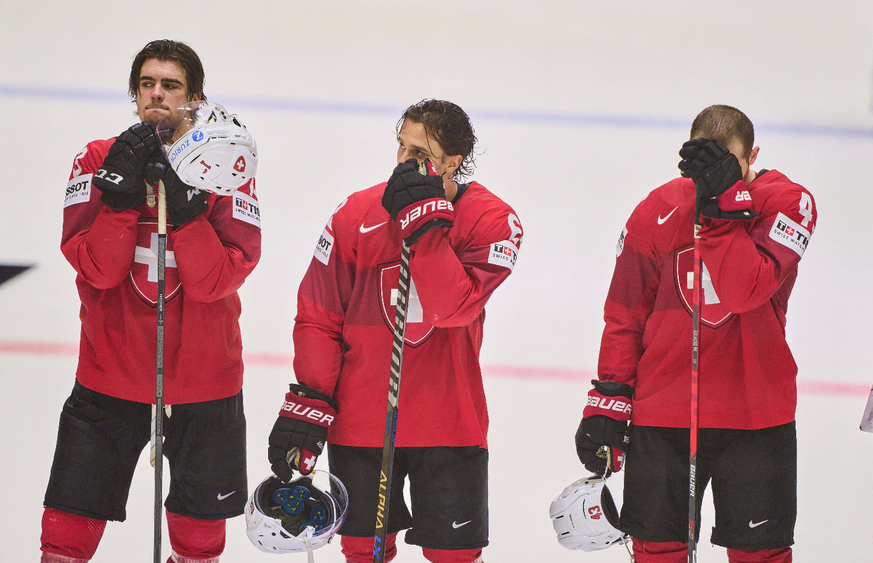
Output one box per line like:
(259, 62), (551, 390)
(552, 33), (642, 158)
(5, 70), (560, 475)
(0, 339), (868, 397)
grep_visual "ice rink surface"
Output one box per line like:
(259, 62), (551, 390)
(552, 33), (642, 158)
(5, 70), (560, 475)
(1, 1), (872, 561)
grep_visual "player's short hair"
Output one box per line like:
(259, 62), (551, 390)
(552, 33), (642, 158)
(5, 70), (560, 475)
(396, 99), (477, 181)
(689, 105), (754, 159)
(128, 40), (206, 102)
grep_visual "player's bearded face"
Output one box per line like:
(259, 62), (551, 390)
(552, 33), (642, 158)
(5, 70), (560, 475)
(135, 58), (197, 126)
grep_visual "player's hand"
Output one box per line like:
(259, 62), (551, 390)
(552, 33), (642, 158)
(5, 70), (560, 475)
(575, 380), (633, 477)
(268, 384), (339, 482)
(94, 123), (162, 209)
(144, 156), (209, 225)
(382, 158), (454, 245)
(678, 138), (757, 221)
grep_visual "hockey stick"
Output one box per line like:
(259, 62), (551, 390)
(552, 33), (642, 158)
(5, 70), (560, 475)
(372, 239), (412, 563)
(150, 179), (167, 563)
(687, 205), (702, 563)
(861, 385), (873, 432)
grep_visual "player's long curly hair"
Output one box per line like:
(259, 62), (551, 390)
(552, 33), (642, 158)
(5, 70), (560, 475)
(396, 99), (478, 181)
(128, 39), (206, 102)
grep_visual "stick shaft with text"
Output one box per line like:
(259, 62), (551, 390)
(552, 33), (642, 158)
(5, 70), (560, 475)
(688, 206), (701, 563)
(151, 180), (167, 563)
(372, 158), (438, 562)
(372, 239), (411, 563)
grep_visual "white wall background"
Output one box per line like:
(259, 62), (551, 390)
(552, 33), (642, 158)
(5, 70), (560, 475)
(1, 1), (871, 561)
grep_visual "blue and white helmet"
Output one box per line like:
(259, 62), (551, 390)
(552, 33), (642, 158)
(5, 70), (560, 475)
(549, 475), (629, 552)
(245, 471), (348, 554)
(158, 100), (257, 196)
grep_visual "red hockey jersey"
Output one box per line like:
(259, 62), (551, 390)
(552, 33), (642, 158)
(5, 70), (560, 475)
(599, 170), (816, 429)
(61, 138), (261, 404)
(293, 182), (523, 448)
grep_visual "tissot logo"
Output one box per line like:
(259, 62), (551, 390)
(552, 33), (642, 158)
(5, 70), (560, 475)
(488, 240), (518, 271)
(65, 179), (90, 196)
(768, 212), (810, 257)
(313, 228), (334, 265)
(235, 197), (260, 217)
(775, 220), (808, 249)
(233, 192), (261, 229)
(65, 174), (93, 208)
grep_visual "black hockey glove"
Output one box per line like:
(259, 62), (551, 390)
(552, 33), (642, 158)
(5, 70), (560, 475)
(144, 156), (209, 225)
(382, 158), (454, 245)
(678, 138), (758, 221)
(575, 380), (633, 477)
(268, 383), (339, 482)
(94, 123), (162, 209)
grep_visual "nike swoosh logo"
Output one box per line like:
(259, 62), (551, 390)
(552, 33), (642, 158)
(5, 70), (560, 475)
(452, 520), (472, 529)
(749, 519), (769, 528)
(658, 206), (679, 225)
(360, 222), (387, 233)
(217, 491), (237, 500)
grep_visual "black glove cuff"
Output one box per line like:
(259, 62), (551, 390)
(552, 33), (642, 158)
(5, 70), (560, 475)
(100, 190), (146, 210)
(289, 383), (339, 411)
(168, 198), (208, 226)
(699, 200), (759, 221)
(591, 379), (634, 399)
(405, 218), (453, 245)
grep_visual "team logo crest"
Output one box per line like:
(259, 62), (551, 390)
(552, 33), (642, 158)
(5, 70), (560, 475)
(128, 219), (182, 306)
(377, 262), (434, 347)
(674, 246), (733, 328)
(234, 156), (247, 172)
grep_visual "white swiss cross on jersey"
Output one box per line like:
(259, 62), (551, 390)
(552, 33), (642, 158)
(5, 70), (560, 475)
(129, 219), (182, 306)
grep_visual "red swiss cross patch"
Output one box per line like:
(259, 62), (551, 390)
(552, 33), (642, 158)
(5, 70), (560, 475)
(234, 156), (246, 172)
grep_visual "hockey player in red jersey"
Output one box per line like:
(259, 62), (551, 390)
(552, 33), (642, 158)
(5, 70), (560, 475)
(41, 40), (260, 563)
(575, 105), (816, 563)
(267, 99), (523, 563)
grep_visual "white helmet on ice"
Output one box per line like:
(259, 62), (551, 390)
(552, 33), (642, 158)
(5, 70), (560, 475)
(158, 100), (258, 196)
(245, 471), (348, 554)
(549, 475), (629, 552)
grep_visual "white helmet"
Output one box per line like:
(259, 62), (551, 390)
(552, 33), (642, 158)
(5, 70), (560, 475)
(245, 471), (348, 554)
(158, 100), (258, 196)
(549, 475), (629, 551)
